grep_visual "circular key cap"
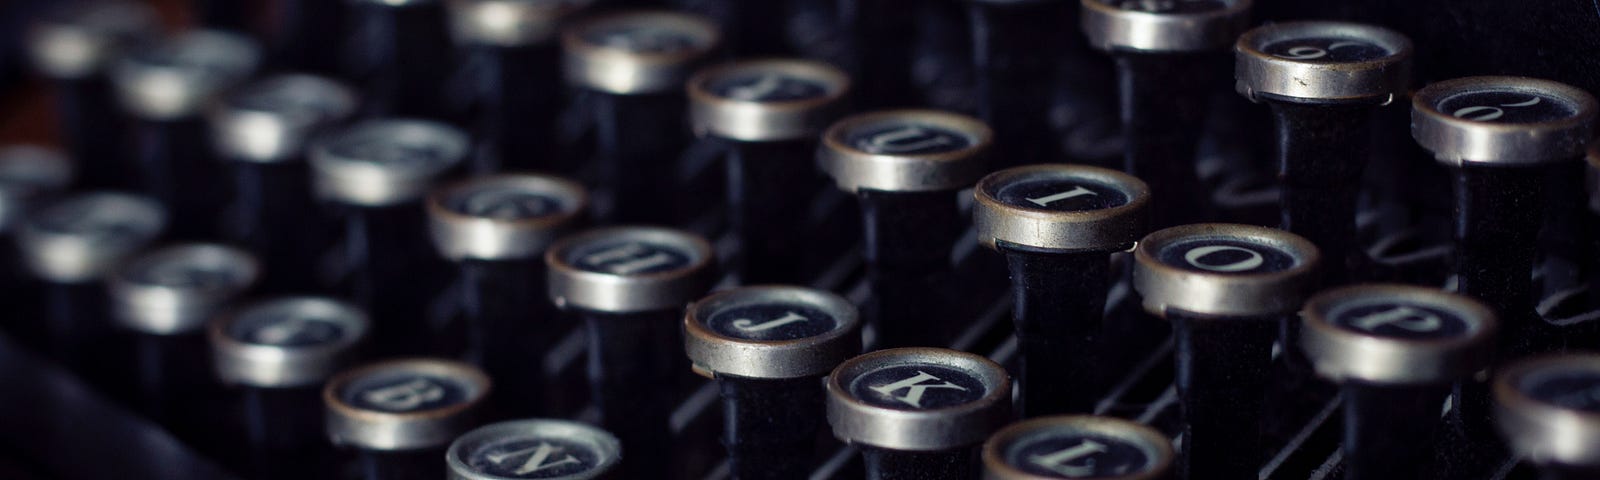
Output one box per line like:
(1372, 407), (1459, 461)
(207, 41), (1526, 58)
(211, 74), (360, 163)
(1080, 0), (1252, 53)
(18, 192), (167, 283)
(325, 358), (492, 451)
(820, 109), (992, 193)
(110, 244), (260, 335)
(975, 164), (1149, 252)
(447, 419), (622, 480)
(311, 119), (471, 207)
(546, 226), (715, 313)
(1133, 223), (1321, 318)
(982, 415), (1175, 480)
(828, 347), (1012, 452)
(1495, 355), (1600, 471)
(0, 146), (74, 233)
(688, 59), (851, 142)
(429, 174), (589, 262)
(1302, 284), (1497, 385)
(563, 10), (720, 95)
(110, 30), (262, 120)
(686, 285), (862, 380)
(212, 297), (370, 388)
(1413, 76), (1598, 166)
(1235, 21), (1411, 104)
(450, 0), (594, 47)
(25, 0), (158, 80)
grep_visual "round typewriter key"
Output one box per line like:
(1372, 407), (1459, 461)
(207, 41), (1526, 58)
(1495, 355), (1600, 479)
(25, 0), (156, 191)
(326, 358), (492, 480)
(450, 0), (594, 173)
(982, 415), (1174, 480)
(0, 146), (74, 338)
(1412, 76), (1598, 357)
(820, 110), (991, 348)
(447, 419), (622, 480)
(684, 286), (862, 478)
(211, 74), (359, 293)
(18, 193), (166, 369)
(213, 297), (369, 479)
(963, 0), (1076, 167)
(1301, 285), (1496, 480)
(111, 29), (261, 239)
(1081, 0), (1252, 228)
(348, 0), (460, 120)
(974, 164), (1149, 417)
(564, 10), (719, 222)
(547, 226), (715, 477)
(1131, 223), (1319, 479)
(828, 347), (1012, 480)
(313, 118), (469, 356)
(689, 59), (849, 283)
(1235, 22), (1412, 286)
(428, 174), (588, 416)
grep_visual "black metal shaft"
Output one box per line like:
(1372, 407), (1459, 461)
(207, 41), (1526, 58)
(349, 1), (458, 121)
(725, 0), (791, 56)
(592, 92), (687, 224)
(1271, 102), (1376, 287)
(132, 118), (226, 239)
(584, 309), (684, 479)
(1001, 245), (1115, 416)
(345, 203), (449, 356)
(241, 386), (329, 480)
(860, 445), (980, 480)
(467, 44), (563, 173)
(858, 189), (963, 348)
(718, 375), (825, 480)
(193, 0), (250, 33)
(223, 160), (328, 294)
(839, 0), (916, 108)
(459, 259), (552, 418)
(357, 447), (447, 480)
(41, 282), (110, 374)
(1114, 53), (1221, 228)
(1451, 163), (1549, 356)
(129, 332), (211, 427)
(54, 77), (130, 190)
(725, 139), (816, 284)
(1341, 381), (1451, 480)
(967, 0), (1067, 168)
(267, 0), (349, 75)
(1169, 313), (1276, 480)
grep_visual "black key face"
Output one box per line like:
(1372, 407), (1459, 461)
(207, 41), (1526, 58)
(582, 26), (702, 54)
(567, 241), (694, 275)
(228, 311), (348, 347)
(1519, 369), (1600, 414)
(848, 365), (988, 410)
(131, 257), (242, 289)
(1436, 91), (1578, 124)
(1103, 0), (1232, 14)
(328, 135), (455, 170)
(446, 187), (565, 220)
(1006, 433), (1152, 478)
(1326, 302), (1471, 340)
(463, 437), (601, 478)
(706, 74), (831, 102)
(1157, 238), (1298, 274)
(342, 373), (471, 413)
(704, 303), (837, 341)
(35, 201), (158, 242)
(845, 123), (975, 155)
(994, 179), (1130, 212)
(1261, 37), (1391, 63)
(230, 81), (343, 121)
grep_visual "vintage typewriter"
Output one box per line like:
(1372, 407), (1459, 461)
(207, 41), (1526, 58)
(0, 0), (1598, 479)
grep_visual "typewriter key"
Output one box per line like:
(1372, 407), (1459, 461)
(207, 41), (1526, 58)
(348, 0), (460, 120)
(17, 193), (166, 369)
(1081, 0), (1251, 228)
(211, 74), (359, 293)
(564, 10), (719, 223)
(110, 243), (259, 424)
(24, 0), (156, 191)
(828, 347), (1012, 480)
(819, 109), (990, 348)
(974, 164), (1149, 417)
(327, 358), (492, 480)
(429, 174), (588, 417)
(112, 30), (261, 239)
(1301, 285), (1496, 480)
(1494, 355), (1600, 480)
(1235, 21), (1412, 286)
(963, 0), (1074, 168)
(1132, 223), (1319, 479)
(690, 59), (849, 283)
(982, 415), (1174, 480)
(548, 226), (716, 478)
(1412, 76), (1598, 356)
(447, 419), (623, 480)
(450, 0), (593, 173)
(0, 146), (73, 339)
(685, 286), (862, 478)
(312, 119), (470, 355)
